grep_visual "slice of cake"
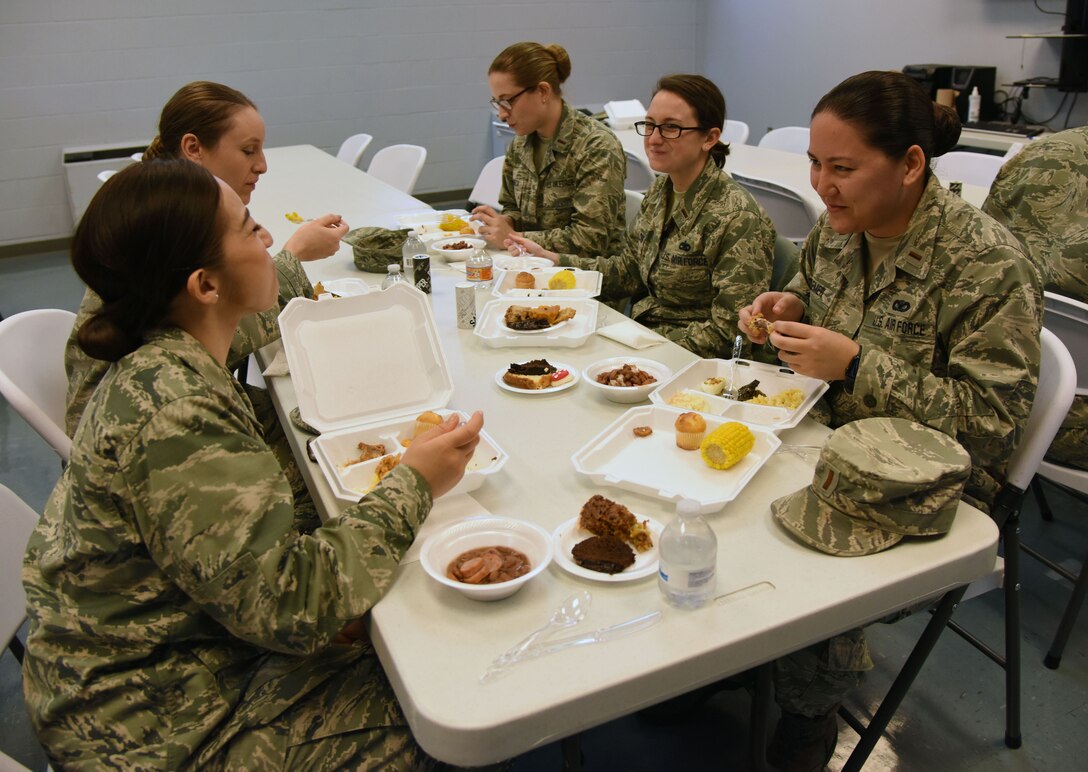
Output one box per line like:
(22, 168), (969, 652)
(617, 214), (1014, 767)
(571, 535), (636, 574)
(579, 494), (653, 552)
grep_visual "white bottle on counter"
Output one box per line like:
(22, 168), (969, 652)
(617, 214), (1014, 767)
(381, 264), (405, 290)
(658, 498), (717, 609)
(967, 87), (981, 123)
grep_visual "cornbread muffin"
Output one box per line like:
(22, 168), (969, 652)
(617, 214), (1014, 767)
(414, 411), (444, 437)
(674, 411), (707, 450)
(514, 271), (535, 289)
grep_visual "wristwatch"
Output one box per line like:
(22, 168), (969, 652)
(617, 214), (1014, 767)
(844, 346), (862, 393)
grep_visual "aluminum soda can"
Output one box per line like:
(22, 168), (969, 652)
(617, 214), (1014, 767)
(413, 255), (432, 294)
(948, 180), (963, 196)
(455, 282), (476, 329)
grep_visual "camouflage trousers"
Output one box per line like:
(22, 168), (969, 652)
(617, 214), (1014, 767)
(1045, 396), (1088, 471)
(773, 628), (872, 718)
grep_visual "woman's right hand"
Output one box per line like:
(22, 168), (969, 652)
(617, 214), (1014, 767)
(738, 292), (804, 344)
(401, 412), (484, 498)
(504, 235), (559, 265)
(284, 214), (350, 262)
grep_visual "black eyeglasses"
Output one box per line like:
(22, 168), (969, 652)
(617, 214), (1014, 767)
(489, 86), (534, 113)
(634, 121), (706, 139)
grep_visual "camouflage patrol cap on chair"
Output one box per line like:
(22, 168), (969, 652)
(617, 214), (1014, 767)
(771, 417), (972, 557)
(343, 226), (411, 273)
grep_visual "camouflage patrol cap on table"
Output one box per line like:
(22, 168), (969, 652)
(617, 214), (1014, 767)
(343, 226), (411, 273)
(771, 417), (972, 557)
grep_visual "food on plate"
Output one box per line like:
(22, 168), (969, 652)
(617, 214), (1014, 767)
(438, 239), (475, 251)
(632, 426), (653, 438)
(547, 269), (577, 290)
(343, 441), (387, 467)
(374, 453), (401, 485)
(674, 412), (707, 450)
(571, 535), (636, 574)
(595, 363), (658, 387)
(735, 379), (767, 402)
(514, 271), (535, 289)
(439, 213), (471, 232)
(414, 410), (444, 437)
(503, 304), (577, 331)
(311, 281), (341, 299)
(502, 359), (557, 389)
(447, 546), (531, 584)
(699, 376), (726, 395)
(700, 422), (755, 470)
(748, 312), (774, 337)
(667, 392), (710, 412)
(285, 211), (303, 224)
(747, 388), (805, 410)
(579, 494), (653, 552)
(550, 369), (572, 386)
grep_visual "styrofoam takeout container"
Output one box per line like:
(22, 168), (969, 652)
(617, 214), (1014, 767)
(491, 266), (603, 299)
(571, 405), (781, 514)
(649, 358), (828, 432)
(474, 297), (599, 348)
(279, 284), (507, 502)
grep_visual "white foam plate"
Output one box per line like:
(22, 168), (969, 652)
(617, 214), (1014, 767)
(474, 298), (598, 348)
(491, 267), (603, 299)
(571, 405), (781, 515)
(500, 319), (570, 335)
(492, 255), (554, 271)
(551, 515), (664, 583)
(493, 362), (578, 395)
(315, 278), (370, 298)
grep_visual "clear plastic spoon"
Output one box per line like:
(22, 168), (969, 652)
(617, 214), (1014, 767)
(722, 334), (744, 400)
(489, 590), (591, 670)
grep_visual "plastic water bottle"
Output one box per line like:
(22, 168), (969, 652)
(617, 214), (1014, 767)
(402, 230), (425, 283)
(381, 264), (405, 290)
(466, 247), (493, 289)
(658, 499), (717, 609)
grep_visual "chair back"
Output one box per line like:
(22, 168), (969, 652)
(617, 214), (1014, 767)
(468, 156), (505, 210)
(757, 126), (810, 154)
(0, 309), (76, 462)
(732, 171), (821, 244)
(367, 144), (427, 194)
(624, 150), (655, 193)
(1043, 291), (1088, 396)
(0, 484), (39, 652)
(1003, 142), (1025, 160)
(96, 169), (117, 183)
(335, 133), (374, 169)
(771, 235), (800, 292)
(723, 119), (750, 146)
(1004, 328), (1076, 492)
(932, 151), (1006, 189)
(624, 189), (645, 231)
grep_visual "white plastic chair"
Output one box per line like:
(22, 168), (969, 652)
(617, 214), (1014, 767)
(757, 126), (810, 155)
(723, 119), (750, 146)
(1003, 142), (1025, 161)
(96, 170), (117, 183)
(335, 133), (373, 169)
(468, 156), (505, 211)
(731, 171), (821, 244)
(932, 150), (1006, 189)
(0, 309), (76, 463)
(624, 150), (656, 193)
(1026, 292), (1088, 669)
(366, 144), (427, 194)
(624, 189), (645, 231)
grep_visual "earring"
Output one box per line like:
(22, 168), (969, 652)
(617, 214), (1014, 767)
(215, 293), (220, 301)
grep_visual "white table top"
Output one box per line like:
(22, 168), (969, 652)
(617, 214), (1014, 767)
(250, 145), (1000, 766)
(614, 128), (989, 211)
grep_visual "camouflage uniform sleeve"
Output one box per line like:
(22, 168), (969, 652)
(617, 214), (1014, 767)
(123, 395), (430, 655)
(226, 249), (313, 371)
(782, 219), (824, 315)
(853, 245), (1041, 474)
(664, 209), (774, 358)
(497, 150), (521, 224)
(64, 289), (109, 437)
(520, 130), (626, 256)
(557, 225), (646, 300)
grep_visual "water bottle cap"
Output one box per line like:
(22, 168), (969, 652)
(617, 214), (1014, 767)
(676, 499), (699, 516)
(387, 264), (401, 273)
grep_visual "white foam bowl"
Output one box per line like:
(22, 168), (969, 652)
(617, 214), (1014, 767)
(582, 357), (674, 404)
(430, 236), (486, 261)
(420, 518), (553, 601)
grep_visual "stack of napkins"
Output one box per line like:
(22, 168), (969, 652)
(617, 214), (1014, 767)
(604, 99), (647, 130)
(596, 319), (666, 349)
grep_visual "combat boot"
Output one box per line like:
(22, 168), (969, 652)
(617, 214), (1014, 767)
(766, 707), (838, 772)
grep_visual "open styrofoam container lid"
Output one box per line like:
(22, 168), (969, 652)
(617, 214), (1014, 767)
(279, 283), (453, 433)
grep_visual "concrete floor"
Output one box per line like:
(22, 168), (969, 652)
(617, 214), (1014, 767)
(1, 251), (1084, 770)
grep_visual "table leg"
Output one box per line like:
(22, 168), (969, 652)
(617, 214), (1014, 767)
(750, 663), (773, 772)
(560, 733), (581, 771)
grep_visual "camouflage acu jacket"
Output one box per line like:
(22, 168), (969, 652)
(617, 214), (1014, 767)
(561, 158), (775, 358)
(64, 248), (312, 436)
(786, 176), (1042, 510)
(24, 328), (431, 769)
(983, 126), (1088, 304)
(500, 101), (626, 257)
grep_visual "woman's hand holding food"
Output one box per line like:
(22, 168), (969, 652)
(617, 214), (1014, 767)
(284, 213), (350, 262)
(739, 291), (805, 344)
(470, 205), (516, 249)
(402, 411), (484, 498)
(503, 235), (560, 265)
(770, 321), (860, 382)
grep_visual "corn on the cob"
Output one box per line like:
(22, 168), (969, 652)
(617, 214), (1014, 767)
(700, 422), (755, 470)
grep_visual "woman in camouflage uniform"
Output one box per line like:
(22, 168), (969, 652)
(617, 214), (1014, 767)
(509, 74), (774, 359)
(24, 160), (484, 770)
(740, 71), (1041, 771)
(471, 42), (626, 258)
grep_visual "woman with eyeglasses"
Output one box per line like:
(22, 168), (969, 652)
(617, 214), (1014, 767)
(508, 73), (774, 359)
(470, 42), (626, 258)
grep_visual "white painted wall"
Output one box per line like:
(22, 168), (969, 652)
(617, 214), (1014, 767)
(700, 0), (1088, 144)
(0, 0), (698, 247)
